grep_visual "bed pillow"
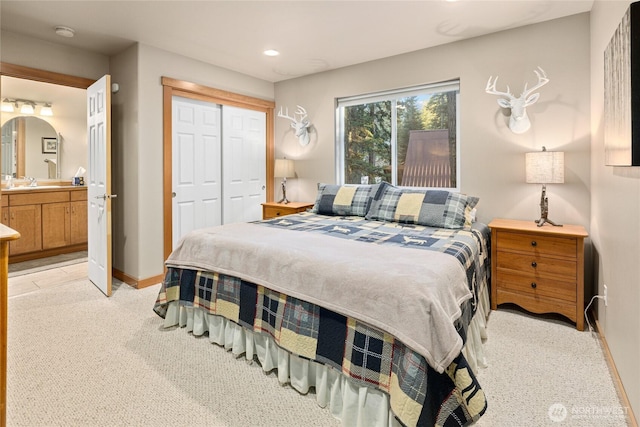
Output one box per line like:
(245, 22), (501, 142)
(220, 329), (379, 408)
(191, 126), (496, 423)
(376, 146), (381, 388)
(366, 183), (479, 229)
(310, 183), (379, 217)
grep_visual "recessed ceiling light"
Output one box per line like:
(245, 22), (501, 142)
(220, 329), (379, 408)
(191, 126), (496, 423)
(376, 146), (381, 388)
(55, 26), (75, 38)
(263, 49), (280, 57)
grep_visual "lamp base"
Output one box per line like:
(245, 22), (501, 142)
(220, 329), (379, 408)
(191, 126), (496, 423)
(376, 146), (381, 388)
(535, 184), (562, 227)
(278, 179), (289, 204)
(534, 217), (562, 227)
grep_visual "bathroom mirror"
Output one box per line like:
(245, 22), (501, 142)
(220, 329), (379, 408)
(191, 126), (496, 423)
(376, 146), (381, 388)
(1, 116), (59, 179)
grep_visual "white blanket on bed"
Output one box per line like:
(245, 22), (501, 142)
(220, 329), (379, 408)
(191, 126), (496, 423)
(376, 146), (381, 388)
(166, 222), (472, 373)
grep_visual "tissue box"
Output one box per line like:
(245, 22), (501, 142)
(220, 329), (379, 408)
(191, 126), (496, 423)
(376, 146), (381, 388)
(72, 177), (85, 186)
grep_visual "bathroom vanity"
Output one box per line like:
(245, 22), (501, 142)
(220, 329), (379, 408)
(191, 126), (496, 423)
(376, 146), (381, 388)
(0, 185), (87, 263)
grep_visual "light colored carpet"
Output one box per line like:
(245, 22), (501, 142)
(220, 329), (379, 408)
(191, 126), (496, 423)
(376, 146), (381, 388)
(6, 272), (630, 426)
(476, 308), (629, 426)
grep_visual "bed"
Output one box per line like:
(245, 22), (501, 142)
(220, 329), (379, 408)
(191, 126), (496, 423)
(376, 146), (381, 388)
(153, 182), (490, 427)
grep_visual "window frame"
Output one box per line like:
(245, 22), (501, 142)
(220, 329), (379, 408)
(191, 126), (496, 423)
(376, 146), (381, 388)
(335, 80), (461, 191)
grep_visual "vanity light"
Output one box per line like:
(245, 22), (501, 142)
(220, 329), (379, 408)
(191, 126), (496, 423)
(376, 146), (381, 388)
(264, 49), (280, 57)
(40, 103), (53, 116)
(20, 102), (35, 114)
(2, 98), (54, 116)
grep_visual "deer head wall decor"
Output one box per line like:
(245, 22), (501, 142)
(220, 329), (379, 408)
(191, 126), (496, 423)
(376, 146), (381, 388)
(278, 105), (312, 146)
(485, 67), (549, 134)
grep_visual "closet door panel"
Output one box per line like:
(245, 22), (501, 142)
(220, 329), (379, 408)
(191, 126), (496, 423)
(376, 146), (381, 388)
(172, 97), (222, 249)
(222, 106), (266, 224)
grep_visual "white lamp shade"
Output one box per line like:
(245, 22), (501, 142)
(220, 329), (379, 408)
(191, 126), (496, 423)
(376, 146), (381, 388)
(40, 104), (53, 116)
(20, 103), (34, 114)
(525, 150), (564, 184)
(274, 158), (295, 178)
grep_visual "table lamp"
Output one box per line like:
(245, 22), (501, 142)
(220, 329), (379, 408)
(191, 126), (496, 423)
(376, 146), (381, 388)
(274, 158), (295, 204)
(525, 146), (564, 227)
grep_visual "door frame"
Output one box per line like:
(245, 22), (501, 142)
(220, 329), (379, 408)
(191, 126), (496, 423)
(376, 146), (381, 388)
(161, 77), (275, 261)
(0, 62), (95, 89)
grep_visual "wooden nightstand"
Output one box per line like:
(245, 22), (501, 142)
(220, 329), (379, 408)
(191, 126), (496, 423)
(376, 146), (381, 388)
(261, 202), (314, 220)
(489, 218), (588, 330)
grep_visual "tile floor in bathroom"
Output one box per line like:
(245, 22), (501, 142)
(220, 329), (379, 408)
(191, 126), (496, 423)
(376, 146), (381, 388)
(7, 261), (89, 298)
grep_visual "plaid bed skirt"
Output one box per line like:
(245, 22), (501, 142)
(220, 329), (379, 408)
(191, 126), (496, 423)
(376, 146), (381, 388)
(154, 268), (487, 427)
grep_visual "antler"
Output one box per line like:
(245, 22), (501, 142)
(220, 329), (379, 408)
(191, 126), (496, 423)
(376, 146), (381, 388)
(521, 66), (549, 98)
(485, 76), (515, 100)
(295, 105), (307, 122)
(277, 106), (296, 123)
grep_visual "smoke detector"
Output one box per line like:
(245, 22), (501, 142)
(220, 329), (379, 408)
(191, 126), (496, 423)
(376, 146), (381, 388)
(55, 26), (75, 38)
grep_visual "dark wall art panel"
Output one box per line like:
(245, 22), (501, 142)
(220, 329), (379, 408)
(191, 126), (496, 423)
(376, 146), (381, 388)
(604, 1), (640, 166)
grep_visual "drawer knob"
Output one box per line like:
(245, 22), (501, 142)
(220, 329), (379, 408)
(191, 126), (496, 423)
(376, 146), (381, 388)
(276, 212), (281, 216)
(531, 241), (537, 247)
(531, 282), (537, 289)
(531, 261), (537, 268)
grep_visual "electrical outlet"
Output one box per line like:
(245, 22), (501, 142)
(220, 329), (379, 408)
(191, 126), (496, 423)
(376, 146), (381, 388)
(604, 284), (608, 306)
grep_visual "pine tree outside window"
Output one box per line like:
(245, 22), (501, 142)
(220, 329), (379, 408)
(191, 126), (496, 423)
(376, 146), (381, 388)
(336, 80), (460, 190)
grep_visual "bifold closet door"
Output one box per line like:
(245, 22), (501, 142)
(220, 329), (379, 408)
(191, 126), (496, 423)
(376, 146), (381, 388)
(172, 96), (222, 249)
(222, 105), (266, 224)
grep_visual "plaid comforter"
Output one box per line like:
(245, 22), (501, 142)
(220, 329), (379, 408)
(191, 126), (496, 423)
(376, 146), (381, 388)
(259, 213), (490, 342)
(154, 213), (490, 427)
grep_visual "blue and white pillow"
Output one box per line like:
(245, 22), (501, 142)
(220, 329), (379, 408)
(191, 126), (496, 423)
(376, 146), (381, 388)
(311, 183), (378, 217)
(365, 182), (479, 229)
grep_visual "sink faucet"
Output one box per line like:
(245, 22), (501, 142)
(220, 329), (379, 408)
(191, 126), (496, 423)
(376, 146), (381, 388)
(22, 176), (37, 187)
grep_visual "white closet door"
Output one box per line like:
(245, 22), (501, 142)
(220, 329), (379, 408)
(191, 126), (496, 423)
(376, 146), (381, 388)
(172, 96), (222, 249)
(222, 106), (266, 224)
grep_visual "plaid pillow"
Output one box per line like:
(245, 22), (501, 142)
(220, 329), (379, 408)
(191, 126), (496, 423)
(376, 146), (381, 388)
(366, 183), (479, 229)
(310, 183), (379, 217)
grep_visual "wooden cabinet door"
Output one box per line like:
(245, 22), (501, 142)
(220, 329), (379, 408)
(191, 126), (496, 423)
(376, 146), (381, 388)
(42, 202), (70, 249)
(0, 208), (8, 228)
(9, 204), (42, 255)
(70, 200), (87, 245)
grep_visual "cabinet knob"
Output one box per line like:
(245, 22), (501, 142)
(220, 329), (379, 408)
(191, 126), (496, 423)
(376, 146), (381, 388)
(531, 261), (537, 268)
(531, 241), (537, 247)
(531, 282), (537, 289)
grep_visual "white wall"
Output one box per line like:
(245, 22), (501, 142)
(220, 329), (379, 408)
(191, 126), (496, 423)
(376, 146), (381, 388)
(275, 14), (591, 232)
(590, 1), (640, 419)
(109, 44), (140, 277)
(1, 30), (109, 80)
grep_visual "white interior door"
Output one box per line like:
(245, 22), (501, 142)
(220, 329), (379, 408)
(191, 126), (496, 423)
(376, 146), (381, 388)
(87, 75), (113, 297)
(172, 97), (222, 248)
(222, 106), (266, 223)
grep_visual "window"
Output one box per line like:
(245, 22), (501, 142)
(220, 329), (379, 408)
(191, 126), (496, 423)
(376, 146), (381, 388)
(336, 80), (460, 189)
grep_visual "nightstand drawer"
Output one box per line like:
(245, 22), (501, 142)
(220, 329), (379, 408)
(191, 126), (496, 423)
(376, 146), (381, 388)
(263, 206), (290, 219)
(261, 202), (314, 220)
(496, 251), (577, 279)
(496, 270), (576, 302)
(496, 231), (576, 259)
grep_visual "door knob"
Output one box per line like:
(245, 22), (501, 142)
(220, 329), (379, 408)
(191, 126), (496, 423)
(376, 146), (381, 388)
(95, 194), (118, 200)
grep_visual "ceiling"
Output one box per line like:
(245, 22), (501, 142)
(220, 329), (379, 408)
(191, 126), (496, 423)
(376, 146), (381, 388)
(0, 1), (593, 83)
